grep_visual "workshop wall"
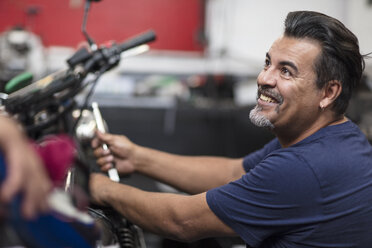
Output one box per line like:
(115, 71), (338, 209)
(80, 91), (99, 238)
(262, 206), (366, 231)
(205, 0), (372, 76)
(0, 0), (205, 51)
(206, 0), (346, 62)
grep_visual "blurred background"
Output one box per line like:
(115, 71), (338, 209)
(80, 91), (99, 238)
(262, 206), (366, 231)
(0, 0), (371, 247)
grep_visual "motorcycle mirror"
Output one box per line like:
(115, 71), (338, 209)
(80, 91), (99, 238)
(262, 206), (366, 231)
(81, 0), (99, 51)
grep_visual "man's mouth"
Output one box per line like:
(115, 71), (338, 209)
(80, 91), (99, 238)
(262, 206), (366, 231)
(259, 94), (277, 103)
(257, 87), (283, 105)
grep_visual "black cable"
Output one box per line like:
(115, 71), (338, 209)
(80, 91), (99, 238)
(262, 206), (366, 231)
(71, 64), (109, 134)
(87, 207), (114, 227)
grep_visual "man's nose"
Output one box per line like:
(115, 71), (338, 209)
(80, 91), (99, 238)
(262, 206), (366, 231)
(258, 68), (277, 87)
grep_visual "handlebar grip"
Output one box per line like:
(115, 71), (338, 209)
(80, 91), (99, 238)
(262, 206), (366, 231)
(117, 30), (156, 53)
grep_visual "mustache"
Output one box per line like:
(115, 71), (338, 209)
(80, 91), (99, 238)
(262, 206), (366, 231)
(257, 86), (283, 104)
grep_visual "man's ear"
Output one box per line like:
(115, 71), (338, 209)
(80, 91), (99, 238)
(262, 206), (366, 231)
(319, 80), (342, 109)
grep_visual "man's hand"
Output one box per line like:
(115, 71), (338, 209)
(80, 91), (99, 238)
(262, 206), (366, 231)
(89, 173), (114, 206)
(91, 131), (137, 175)
(0, 117), (52, 219)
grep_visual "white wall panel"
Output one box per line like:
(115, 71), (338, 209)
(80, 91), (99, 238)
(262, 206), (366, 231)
(206, 0), (353, 74)
(348, 0), (372, 77)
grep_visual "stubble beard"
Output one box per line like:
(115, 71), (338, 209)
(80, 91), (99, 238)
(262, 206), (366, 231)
(249, 105), (275, 130)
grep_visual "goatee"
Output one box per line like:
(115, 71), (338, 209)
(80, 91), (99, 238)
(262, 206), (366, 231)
(249, 105), (274, 130)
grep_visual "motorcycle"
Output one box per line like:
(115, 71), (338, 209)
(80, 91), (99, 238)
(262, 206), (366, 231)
(0, 0), (156, 247)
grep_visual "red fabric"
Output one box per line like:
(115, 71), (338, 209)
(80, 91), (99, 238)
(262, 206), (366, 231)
(32, 135), (76, 186)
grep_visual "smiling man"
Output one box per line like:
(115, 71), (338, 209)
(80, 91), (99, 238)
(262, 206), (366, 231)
(90, 11), (372, 247)
(249, 35), (346, 147)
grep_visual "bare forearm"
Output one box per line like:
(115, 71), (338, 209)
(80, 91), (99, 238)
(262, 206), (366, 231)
(134, 146), (245, 194)
(100, 181), (186, 239)
(95, 176), (234, 241)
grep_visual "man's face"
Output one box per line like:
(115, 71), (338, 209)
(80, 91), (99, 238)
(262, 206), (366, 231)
(250, 36), (323, 133)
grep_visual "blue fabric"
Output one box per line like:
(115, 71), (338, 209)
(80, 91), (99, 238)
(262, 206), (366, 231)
(10, 195), (94, 248)
(0, 154), (6, 182)
(207, 121), (372, 248)
(0, 153), (98, 248)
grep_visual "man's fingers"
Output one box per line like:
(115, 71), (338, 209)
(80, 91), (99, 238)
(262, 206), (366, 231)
(97, 155), (114, 168)
(91, 137), (100, 149)
(102, 163), (114, 171)
(21, 171), (51, 219)
(96, 131), (113, 144)
(21, 190), (37, 219)
(93, 146), (110, 158)
(92, 132), (112, 148)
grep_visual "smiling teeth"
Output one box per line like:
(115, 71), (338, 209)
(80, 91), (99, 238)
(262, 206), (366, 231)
(260, 94), (276, 103)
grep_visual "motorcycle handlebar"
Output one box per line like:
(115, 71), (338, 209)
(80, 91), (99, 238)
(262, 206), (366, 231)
(117, 29), (156, 53)
(5, 29), (156, 114)
(82, 29), (156, 74)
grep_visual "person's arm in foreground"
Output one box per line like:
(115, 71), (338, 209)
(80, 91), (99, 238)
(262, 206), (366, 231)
(92, 131), (245, 194)
(0, 116), (51, 219)
(90, 173), (236, 241)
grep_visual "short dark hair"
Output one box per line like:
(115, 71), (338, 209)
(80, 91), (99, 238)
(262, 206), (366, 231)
(284, 11), (365, 115)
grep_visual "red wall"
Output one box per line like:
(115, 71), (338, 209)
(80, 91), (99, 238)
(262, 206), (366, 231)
(0, 0), (205, 51)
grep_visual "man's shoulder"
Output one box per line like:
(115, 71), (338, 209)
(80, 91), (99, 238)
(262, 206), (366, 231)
(268, 122), (372, 190)
(283, 121), (371, 160)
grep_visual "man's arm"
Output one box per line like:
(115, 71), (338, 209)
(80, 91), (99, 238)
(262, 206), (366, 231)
(90, 173), (237, 241)
(132, 146), (244, 194)
(92, 132), (245, 194)
(0, 116), (51, 219)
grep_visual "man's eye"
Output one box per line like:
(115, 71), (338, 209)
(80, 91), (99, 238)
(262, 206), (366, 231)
(281, 67), (292, 77)
(264, 59), (270, 68)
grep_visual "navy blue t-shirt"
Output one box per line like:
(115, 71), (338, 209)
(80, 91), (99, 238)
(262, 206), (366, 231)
(206, 121), (372, 247)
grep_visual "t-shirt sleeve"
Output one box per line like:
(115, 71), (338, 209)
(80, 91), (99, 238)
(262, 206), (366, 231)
(242, 138), (280, 172)
(207, 150), (322, 247)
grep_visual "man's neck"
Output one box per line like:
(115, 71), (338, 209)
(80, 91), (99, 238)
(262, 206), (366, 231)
(276, 115), (347, 148)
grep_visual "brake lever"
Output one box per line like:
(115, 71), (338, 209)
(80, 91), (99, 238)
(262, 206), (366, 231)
(92, 102), (120, 182)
